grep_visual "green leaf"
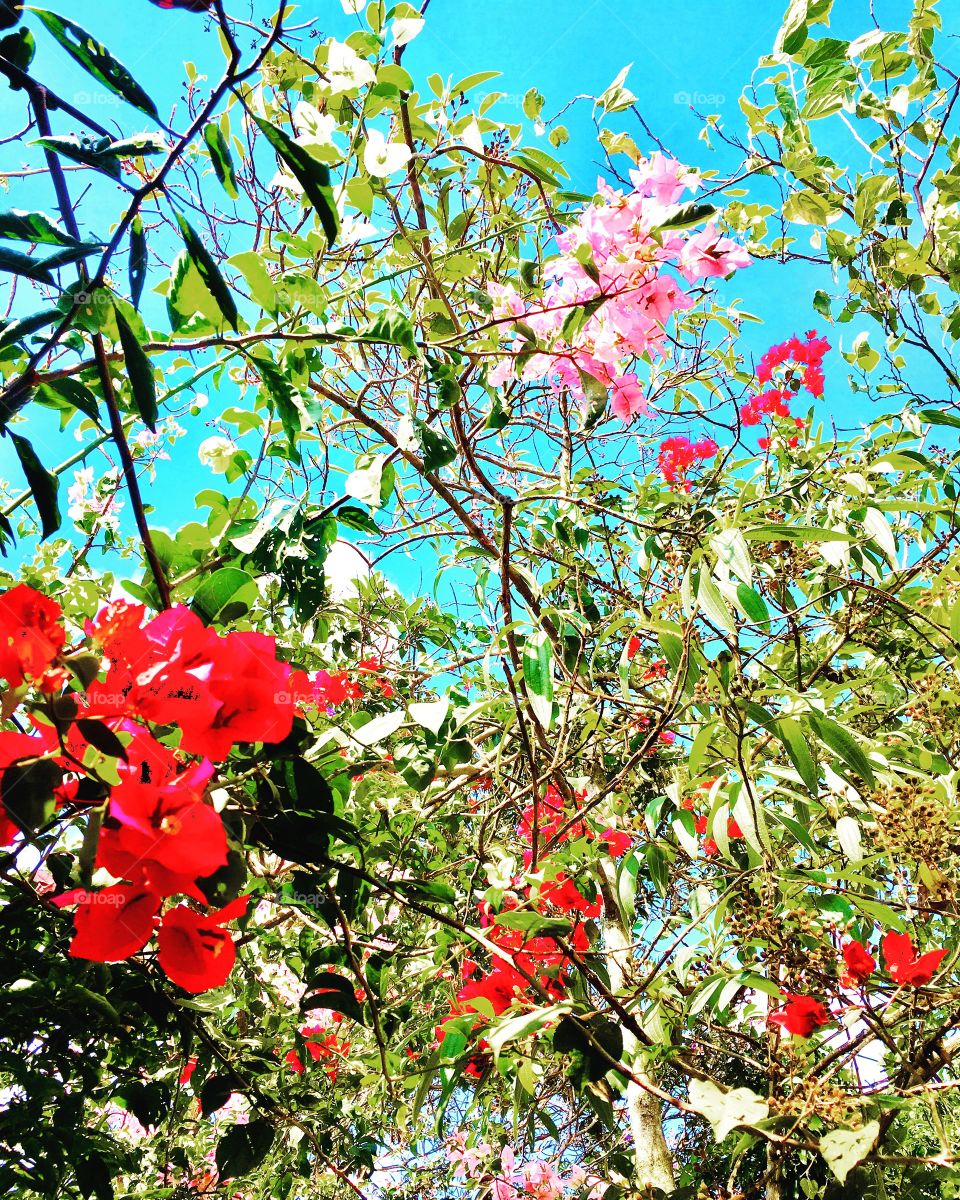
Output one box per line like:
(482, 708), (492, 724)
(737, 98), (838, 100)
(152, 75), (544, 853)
(2, 756), (61, 833)
(230, 251), (277, 314)
(734, 584), (770, 624)
(656, 202), (718, 231)
(113, 304), (157, 431)
(30, 134), (121, 179)
(415, 420), (457, 473)
(777, 717), (819, 795)
(192, 567), (257, 624)
(199, 1074), (235, 1118)
(697, 570), (737, 637)
(916, 407), (960, 431)
(174, 214), (239, 331)
(0, 208), (93, 247)
(487, 1003), (570, 1065)
(776, 0), (810, 55)
(36, 378), (101, 427)
(9, 431), (60, 537)
(253, 116), (339, 246)
(129, 216), (147, 310)
(819, 1121), (879, 1182)
(688, 1078), (770, 1142)
(577, 366), (608, 431)
(301, 972), (366, 1024)
(31, 11), (158, 118)
(204, 123), (238, 200)
(215, 1118), (275, 1181)
(522, 631), (554, 730)
(0, 306), (60, 351)
(808, 713), (875, 786)
(0, 245), (55, 285)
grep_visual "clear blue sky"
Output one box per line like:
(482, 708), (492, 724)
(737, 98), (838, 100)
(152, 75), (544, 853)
(0, 1), (945, 576)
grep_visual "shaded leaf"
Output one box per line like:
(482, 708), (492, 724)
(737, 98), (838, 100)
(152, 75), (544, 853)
(253, 116), (339, 246)
(114, 304), (157, 431)
(9, 431), (60, 536)
(32, 10), (158, 118)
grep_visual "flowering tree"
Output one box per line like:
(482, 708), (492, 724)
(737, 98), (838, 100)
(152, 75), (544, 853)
(2, 1), (960, 1198)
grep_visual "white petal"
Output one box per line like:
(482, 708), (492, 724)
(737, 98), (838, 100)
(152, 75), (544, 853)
(391, 17), (424, 46)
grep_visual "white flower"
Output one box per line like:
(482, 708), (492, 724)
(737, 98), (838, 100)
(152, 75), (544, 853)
(192, 393), (208, 410)
(340, 0), (364, 10)
(325, 40), (375, 94)
(293, 102), (338, 149)
(198, 436), (236, 474)
(363, 129), (412, 177)
(338, 214), (378, 245)
(391, 16), (424, 46)
(269, 168), (303, 195)
(460, 118), (484, 154)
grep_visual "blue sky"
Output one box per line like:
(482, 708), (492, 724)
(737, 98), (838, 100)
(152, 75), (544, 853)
(0, 0), (948, 578)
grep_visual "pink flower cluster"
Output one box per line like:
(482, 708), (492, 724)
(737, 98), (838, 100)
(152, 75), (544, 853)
(446, 1139), (606, 1200)
(657, 435), (718, 489)
(740, 331), (830, 444)
(486, 153), (750, 419)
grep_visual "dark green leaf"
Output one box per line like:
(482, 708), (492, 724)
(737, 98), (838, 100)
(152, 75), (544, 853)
(809, 713), (875, 786)
(2, 756), (62, 833)
(215, 1118), (274, 1181)
(656, 202), (717, 231)
(0, 2), (22, 31)
(0, 27), (33, 83)
(0, 307), (59, 351)
(200, 1074), (236, 1118)
(415, 419), (457, 473)
(174, 214), (238, 331)
(204, 123), (238, 200)
(31, 134), (122, 180)
(9, 431), (60, 536)
(129, 216), (147, 309)
(36, 379), (101, 426)
(0, 245), (55, 285)
(31, 10), (158, 118)
(336, 504), (380, 534)
(301, 972), (366, 1024)
(0, 208), (92, 246)
(75, 720), (128, 761)
(253, 115), (339, 246)
(113, 304), (157, 431)
(74, 1152), (113, 1200)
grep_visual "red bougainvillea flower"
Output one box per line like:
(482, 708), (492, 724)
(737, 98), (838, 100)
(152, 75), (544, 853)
(286, 1024), (351, 1080)
(96, 753), (224, 890)
(454, 964), (529, 1017)
(156, 895), (249, 993)
(0, 585), (66, 688)
(769, 994), (831, 1037)
(179, 1057), (198, 1085)
(657, 436), (718, 490)
(540, 873), (602, 918)
(881, 930), (948, 987)
(57, 885), (162, 962)
(87, 605), (296, 760)
(841, 940), (876, 988)
(311, 668), (363, 709)
(600, 828), (632, 856)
